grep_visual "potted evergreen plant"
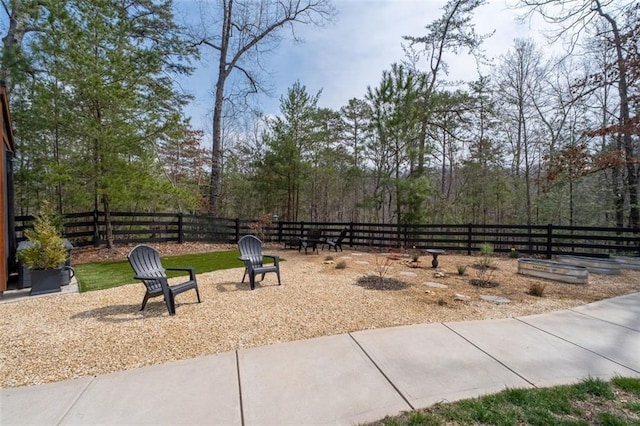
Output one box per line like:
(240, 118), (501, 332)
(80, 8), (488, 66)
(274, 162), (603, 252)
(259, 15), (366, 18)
(17, 203), (69, 295)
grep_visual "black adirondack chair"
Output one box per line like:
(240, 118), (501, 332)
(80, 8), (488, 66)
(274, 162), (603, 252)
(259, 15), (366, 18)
(238, 235), (281, 290)
(323, 228), (348, 252)
(299, 228), (323, 254)
(127, 244), (201, 315)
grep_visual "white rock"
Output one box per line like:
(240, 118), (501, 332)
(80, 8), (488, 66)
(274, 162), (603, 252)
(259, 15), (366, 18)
(481, 295), (510, 305)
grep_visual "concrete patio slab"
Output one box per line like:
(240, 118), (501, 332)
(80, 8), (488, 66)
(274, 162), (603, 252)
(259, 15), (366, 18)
(238, 333), (410, 425)
(569, 292), (640, 331)
(351, 323), (531, 409)
(59, 352), (240, 425)
(0, 377), (92, 425)
(447, 318), (638, 387)
(518, 310), (640, 373)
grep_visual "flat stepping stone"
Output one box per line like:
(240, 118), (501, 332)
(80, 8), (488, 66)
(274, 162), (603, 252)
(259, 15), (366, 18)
(351, 252), (367, 256)
(355, 261), (370, 265)
(399, 271), (417, 277)
(481, 295), (510, 305)
(424, 282), (448, 289)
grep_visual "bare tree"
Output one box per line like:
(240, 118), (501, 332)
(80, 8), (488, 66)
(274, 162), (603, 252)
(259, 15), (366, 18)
(494, 38), (547, 226)
(194, 0), (335, 216)
(516, 0), (638, 228)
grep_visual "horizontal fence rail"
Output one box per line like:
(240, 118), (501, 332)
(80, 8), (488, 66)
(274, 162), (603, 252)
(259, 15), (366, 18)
(14, 211), (640, 258)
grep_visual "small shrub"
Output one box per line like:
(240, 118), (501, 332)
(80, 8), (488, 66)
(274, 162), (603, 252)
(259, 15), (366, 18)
(324, 255), (334, 261)
(18, 201), (68, 269)
(249, 213), (272, 241)
(477, 242), (495, 269)
(374, 251), (394, 279)
(508, 247), (520, 259)
(335, 260), (347, 269)
(437, 298), (447, 306)
(480, 242), (494, 256)
(410, 246), (420, 262)
(456, 264), (467, 276)
(528, 283), (546, 297)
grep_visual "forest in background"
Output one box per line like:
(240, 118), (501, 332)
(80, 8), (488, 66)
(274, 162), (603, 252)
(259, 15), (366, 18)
(1, 0), (638, 247)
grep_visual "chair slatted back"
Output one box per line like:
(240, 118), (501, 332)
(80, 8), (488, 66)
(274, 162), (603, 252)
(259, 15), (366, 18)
(127, 245), (167, 294)
(238, 235), (264, 267)
(308, 229), (322, 240)
(336, 228), (348, 243)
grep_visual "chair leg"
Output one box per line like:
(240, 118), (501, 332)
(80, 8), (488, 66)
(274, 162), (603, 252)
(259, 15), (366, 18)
(140, 293), (151, 311)
(249, 272), (256, 290)
(276, 270), (281, 286)
(194, 286), (201, 303)
(163, 293), (176, 316)
(241, 268), (248, 283)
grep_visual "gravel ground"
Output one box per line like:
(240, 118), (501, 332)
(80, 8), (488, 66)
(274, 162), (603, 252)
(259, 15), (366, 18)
(1, 244), (639, 389)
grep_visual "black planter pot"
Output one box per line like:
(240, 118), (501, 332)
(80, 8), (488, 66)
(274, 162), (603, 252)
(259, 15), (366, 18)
(30, 268), (63, 296)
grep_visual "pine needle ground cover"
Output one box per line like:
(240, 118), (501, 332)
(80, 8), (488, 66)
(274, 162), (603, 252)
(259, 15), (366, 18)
(75, 250), (244, 292)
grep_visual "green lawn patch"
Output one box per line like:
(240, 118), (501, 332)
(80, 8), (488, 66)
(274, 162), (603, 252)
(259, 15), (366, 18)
(367, 377), (640, 426)
(75, 250), (244, 292)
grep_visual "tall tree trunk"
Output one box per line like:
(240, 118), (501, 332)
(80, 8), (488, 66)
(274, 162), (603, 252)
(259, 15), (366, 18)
(101, 194), (113, 249)
(596, 3), (638, 228)
(209, 0), (234, 218)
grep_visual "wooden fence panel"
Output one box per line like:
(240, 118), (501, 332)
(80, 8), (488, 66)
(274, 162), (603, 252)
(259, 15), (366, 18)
(14, 212), (640, 258)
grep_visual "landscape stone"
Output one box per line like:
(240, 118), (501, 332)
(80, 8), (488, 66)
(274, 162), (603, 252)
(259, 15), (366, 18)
(400, 271), (417, 277)
(454, 293), (470, 301)
(424, 282), (448, 289)
(481, 295), (511, 305)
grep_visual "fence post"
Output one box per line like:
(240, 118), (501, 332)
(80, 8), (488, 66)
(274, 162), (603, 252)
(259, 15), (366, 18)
(277, 221), (282, 242)
(178, 213), (184, 244)
(349, 222), (354, 248)
(300, 221), (305, 237)
(93, 209), (99, 247)
(403, 224), (408, 248)
(467, 223), (472, 255)
(546, 224), (553, 259)
(235, 218), (240, 243)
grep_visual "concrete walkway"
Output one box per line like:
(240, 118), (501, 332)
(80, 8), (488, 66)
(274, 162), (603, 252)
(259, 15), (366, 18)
(2, 292), (639, 425)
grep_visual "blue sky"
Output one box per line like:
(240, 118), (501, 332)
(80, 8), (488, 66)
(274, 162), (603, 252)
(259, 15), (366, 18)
(181, 0), (549, 133)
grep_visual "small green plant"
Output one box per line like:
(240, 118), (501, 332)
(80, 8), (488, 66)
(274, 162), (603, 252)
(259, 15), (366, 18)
(508, 246), (520, 258)
(410, 246), (420, 262)
(335, 260), (347, 269)
(528, 282), (547, 297)
(18, 201), (68, 270)
(478, 242), (495, 268)
(456, 264), (467, 276)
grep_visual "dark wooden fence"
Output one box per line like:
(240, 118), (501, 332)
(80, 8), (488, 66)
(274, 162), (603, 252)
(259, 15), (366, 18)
(14, 211), (640, 258)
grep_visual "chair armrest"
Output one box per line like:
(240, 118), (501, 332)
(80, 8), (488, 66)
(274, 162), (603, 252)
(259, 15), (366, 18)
(264, 254), (279, 265)
(134, 274), (165, 281)
(166, 266), (196, 280)
(133, 268), (165, 281)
